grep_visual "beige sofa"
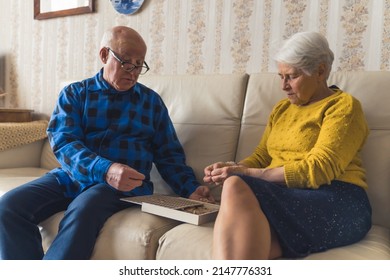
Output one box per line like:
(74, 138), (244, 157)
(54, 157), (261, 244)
(0, 72), (389, 259)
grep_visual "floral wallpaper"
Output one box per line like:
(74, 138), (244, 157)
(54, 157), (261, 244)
(0, 0), (389, 117)
(381, 0), (390, 70)
(339, 0), (370, 71)
(231, 0), (254, 73)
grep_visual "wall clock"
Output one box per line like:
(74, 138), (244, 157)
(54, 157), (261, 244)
(110, 0), (145, 15)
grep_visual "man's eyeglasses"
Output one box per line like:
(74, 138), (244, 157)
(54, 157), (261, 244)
(107, 48), (150, 75)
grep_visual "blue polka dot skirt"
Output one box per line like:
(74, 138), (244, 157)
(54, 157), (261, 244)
(237, 175), (372, 258)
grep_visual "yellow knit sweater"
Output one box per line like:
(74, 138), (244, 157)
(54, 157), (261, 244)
(241, 89), (369, 189)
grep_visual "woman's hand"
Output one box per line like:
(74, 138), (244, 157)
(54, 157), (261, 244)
(204, 162), (286, 185)
(203, 161), (247, 185)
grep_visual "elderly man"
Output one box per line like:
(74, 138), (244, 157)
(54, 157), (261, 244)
(0, 26), (212, 260)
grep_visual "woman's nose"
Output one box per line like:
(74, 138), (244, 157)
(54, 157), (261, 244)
(281, 79), (290, 90)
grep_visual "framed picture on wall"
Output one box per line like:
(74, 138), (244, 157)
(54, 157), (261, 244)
(34, 0), (94, 20)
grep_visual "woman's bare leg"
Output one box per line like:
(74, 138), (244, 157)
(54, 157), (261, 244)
(212, 176), (282, 259)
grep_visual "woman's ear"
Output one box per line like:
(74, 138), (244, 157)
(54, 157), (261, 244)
(317, 63), (327, 80)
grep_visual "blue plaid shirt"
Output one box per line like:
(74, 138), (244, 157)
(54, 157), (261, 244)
(47, 69), (199, 198)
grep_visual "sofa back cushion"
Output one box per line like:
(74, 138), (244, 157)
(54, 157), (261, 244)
(237, 71), (390, 228)
(328, 71), (390, 229)
(40, 140), (60, 170)
(139, 74), (249, 194)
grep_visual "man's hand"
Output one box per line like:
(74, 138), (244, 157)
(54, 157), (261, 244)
(189, 185), (216, 203)
(106, 163), (145, 192)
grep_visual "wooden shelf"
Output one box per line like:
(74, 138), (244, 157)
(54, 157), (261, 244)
(0, 108), (34, 122)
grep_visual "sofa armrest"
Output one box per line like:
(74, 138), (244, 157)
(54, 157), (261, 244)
(0, 120), (52, 169)
(0, 140), (45, 169)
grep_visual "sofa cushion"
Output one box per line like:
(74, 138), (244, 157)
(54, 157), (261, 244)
(236, 72), (279, 160)
(0, 167), (49, 178)
(0, 176), (41, 195)
(156, 222), (214, 260)
(156, 223), (390, 260)
(327, 71), (390, 229)
(39, 207), (181, 260)
(303, 226), (390, 260)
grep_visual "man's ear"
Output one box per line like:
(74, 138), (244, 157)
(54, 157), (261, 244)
(99, 47), (109, 64)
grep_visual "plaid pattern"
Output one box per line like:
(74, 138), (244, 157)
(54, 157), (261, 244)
(47, 69), (199, 198)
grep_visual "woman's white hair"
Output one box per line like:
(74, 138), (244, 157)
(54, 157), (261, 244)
(274, 31), (334, 77)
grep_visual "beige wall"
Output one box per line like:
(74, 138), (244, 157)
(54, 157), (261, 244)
(0, 0), (389, 117)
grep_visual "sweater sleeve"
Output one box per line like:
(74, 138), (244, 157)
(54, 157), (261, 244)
(284, 95), (368, 188)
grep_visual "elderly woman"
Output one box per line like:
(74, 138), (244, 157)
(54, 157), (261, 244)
(204, 31), (372, 259)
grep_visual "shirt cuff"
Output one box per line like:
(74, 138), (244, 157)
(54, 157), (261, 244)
(92, 157), (113, 183)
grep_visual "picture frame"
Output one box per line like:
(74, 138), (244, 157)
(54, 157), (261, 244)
(34, 0), (94, 20)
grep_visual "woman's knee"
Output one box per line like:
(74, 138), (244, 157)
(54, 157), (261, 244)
(221, 176), (253, 203)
